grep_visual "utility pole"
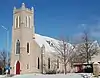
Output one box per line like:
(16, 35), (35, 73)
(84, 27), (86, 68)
(1, 25), (9, 66)
(1, 25), (9, 75)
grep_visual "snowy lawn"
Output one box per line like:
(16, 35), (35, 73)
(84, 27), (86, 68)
(7, 73), (92, 78)
(0, 75), (6, 78)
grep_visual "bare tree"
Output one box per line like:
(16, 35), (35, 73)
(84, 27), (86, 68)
(0, 50), (10, 68)
(51, 39), (75, 74)
(73, 31), (99, 64)
(0, 50), (7, 68)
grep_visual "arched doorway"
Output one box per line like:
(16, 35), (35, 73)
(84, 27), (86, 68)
(16, 61), (20, 74)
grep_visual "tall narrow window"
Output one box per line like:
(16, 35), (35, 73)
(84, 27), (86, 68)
(16, 16), (18, 28)
(29, 16), (31, 28)
(38, 57), (40, 69)
(26, 16), (28, 27)
(16, 40), (20, 54)
(48, 58), (50, 69)
(15, 17), (16, 28)
(27, 43), (29, 53)
(18, 16), (19, 28)
(27, 64), (29, 69)
(57, 59), (59, 68)
(19, 16), (21, 27)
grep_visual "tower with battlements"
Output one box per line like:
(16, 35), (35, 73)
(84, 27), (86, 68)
(10, 3), (41, 74)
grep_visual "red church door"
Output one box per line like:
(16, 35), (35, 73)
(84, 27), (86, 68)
(16, 61), (20, 74)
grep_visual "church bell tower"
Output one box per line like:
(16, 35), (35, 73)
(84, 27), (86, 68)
(10, 3), (36, 74)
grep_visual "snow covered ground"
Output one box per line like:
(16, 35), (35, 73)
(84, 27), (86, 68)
(0, 75), (6, 78)
(0, 73), (92, 78)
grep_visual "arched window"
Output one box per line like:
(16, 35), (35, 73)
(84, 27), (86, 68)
(26, 16), (28, 27)
(57, 59), (59, 68)
(27, 43), (29, 53)
(16, 40), (20, 54)
(27, 64), (29, 69)
(38, 57), (40, 69)
(15, 17), (16, 28)
(19, 16), (21, 27)
(48, 58), (50, 69)
(16, 16), (18, 28)
(26, 16), (27, 27)
(29, 16), (31, 28)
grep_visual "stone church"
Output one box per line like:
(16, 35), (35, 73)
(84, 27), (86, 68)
(10, 3), (76, 75)
(10, 3), (64, 75)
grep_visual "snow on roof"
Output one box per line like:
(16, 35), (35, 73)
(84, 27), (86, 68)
(34, 34), (74, 53)
(34, 34), (57, 52)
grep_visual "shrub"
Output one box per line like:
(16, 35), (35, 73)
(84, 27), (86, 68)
(45, 70), (56, 74)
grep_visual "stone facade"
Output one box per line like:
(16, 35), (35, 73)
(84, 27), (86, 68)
(10, 3), (42, 74)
